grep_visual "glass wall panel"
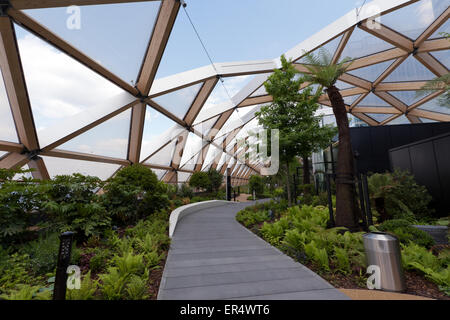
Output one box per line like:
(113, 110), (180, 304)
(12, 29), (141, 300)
(340, 27), (394, 60)
(15, 25), (135, 148)
(381, 0), (448, 40)
(25, 2), (161, 83)
(383, 55), (435, 82)
(42, 156), (120, 180)
(153, 82), (203, 120)
(347, 60), (394, 82)
(59, 109), (131, 159)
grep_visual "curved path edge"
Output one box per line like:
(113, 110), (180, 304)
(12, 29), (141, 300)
(158, 201), (350, 300)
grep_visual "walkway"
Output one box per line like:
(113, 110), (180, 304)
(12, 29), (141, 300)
(158, 201), (349, 300)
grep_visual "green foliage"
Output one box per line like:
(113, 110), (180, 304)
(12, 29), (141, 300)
(177, 183), (193, 199)
(126, 274), (149, 300)
(368, 170), (434, 221)
(66, 271), (98, 300)
(401, 242), (449, 293)
(207, 169), (223, 192)
(236, 209), (270, 228)
(300, 48), (352, 88)
(249, 175), (265, 196)
(260, 221), (286, 246)
(43, 174), (110, 238)
(378, 219), (435, 248)
(103, 165), (169, 225)
(333, 247), (351, 274)
(256, 55), (337, 167)
(20, 233), (80, 275)
(98, 267), (130, 300)
(189, 172), (210, 190)
(0, 171), (45, 243)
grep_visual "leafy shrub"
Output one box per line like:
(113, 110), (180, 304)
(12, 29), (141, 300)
(66, 271), (98, 300)
(102, 165), (169, 225)
(260, 221), (286, 246)
(0, 169), (46, 244)
(249, 175), (264, 196)
(43, 174), (110, 239)
(20, 233), (80, 275)
(378, 219), (435, 248)
(401, 242), (449, 293)
(368, 170), (433, 221)
(126, 274), (149, 300)
(206, 169), (223, 192)
(177, 183), (193, 199)
(189, 172), (210, 190)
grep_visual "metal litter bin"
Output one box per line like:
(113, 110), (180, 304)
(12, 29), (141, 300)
(363, 232), (406, 292)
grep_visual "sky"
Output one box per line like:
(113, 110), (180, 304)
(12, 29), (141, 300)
(4, 0), (446, 178)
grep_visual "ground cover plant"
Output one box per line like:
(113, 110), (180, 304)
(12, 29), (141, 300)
(236, 201), (450, 299)
(0, 165), (226, 300)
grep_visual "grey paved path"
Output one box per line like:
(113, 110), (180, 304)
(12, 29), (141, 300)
(158, 201), (349, 300)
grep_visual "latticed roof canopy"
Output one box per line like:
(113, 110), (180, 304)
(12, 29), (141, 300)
(0, 0), (448, 182)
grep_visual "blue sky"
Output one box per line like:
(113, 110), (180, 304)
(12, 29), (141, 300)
(21, 0), (362, 82)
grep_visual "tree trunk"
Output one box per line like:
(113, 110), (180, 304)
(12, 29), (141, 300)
(285, 160), (291, 206)
(302, 156), (310, 185)
(327, 85), (359, 231)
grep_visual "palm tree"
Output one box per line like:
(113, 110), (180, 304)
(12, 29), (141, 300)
(300, 48), (360, 231)
(417, 33), (449, 108)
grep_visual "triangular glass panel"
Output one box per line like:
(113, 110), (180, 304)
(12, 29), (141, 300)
(358, 93), (390, 107)
(419, 117), (438, 123)
(250, 85), (268, 97)
(177, 172), (191, 183)
(14, 25), (136, 148)
(430, 19), (450, 39)
(385, 115), (410, 125)
(145, 138), (177, 167)
(193, 82), (232, 125)
(153, 82), (203, 120)
(59, 109), (131, 159)
(348, 60), (394, 82)
(217, 152), (227, 171)
(297, 34), (343, 63)
(140, 105), (184, 162)
(154, 9), (211, 79)
(389, 91), (424, 106)
(417, 96), (450, 115)
(383, 55), (436, 82)
(343, 95), (361, 106)
(430, 50), (450, 70)
(215, 110), (246, 138)
(193, 115), (219, 138)
(42, 156), (120, 180)
(152, 169), (167, 181)
(24, 2), (161, 83)
(202, 145), (221, 171)
(340, 27), (394, 61)
(366, 113), (392, 123)
(335, 80), (354, 90)
(221, 75), (256, 98)
(180, 133), (204, 169)
(381, 0), (448, 40)
(0, 68), (19, 142)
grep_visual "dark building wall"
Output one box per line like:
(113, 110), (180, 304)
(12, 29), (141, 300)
(389, 132), (450, 217)
(350, 122), (450, 174)
(349, 122), (450, 217)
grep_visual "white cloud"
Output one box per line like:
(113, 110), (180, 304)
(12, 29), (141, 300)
(18, 33), (122, 123)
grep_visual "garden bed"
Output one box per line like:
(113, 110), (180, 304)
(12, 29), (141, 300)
(236, 201), (450, 300)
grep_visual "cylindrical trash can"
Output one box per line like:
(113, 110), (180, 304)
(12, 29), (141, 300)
(363, 232), (406, 292)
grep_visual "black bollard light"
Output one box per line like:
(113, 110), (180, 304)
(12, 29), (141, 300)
(53, 231), (75, 300)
